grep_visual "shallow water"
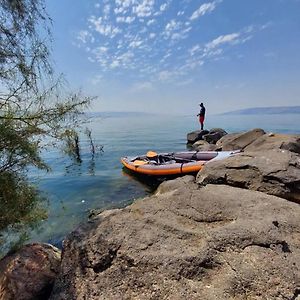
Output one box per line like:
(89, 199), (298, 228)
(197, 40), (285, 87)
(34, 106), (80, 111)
(3, 113), (300, 251)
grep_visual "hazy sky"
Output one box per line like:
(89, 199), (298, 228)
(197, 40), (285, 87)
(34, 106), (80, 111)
(45, 0), (300, 115)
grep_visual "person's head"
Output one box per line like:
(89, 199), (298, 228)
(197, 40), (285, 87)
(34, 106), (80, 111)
(199, 102), (203, 107)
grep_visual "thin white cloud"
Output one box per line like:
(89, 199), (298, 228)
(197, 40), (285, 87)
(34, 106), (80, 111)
(116, 16), (136, 23)
(77, 30), (95, 44)
(114, 51), (135, 69)
(190, 0), (222, 21)
(110, 60), (120, 68)
(176, 78), (194, 86)
(89, 16), (121, 38)
(129, 39), (143, 48)
(163, 19), (191, 41)
(103, 4), (110, 19)
(147, 19), (155, 26)
(160, 3), (168, 11)
(114, 0), (135, 14)
(133, 0), (155, 18)
(189, 44), (201, 56)
(130, 81), (154, 92)
(158, 70), (179, 81)
(205, 33), (240, 50)
(165, 19), (181, 32)
(90, 74), (103, 85)
(163, 19), (184, 39)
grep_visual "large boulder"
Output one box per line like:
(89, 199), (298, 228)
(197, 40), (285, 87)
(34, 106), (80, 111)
(187, 130), (209, 144)
(203, 128), (227, 144)
(50, 177), (300, 300)
(245, 133), (300, 154)
(196, 149), (300, 202)
(0, 243), (61, 300)
(216, 128), (266, 151)
(192, 140), (218, 151)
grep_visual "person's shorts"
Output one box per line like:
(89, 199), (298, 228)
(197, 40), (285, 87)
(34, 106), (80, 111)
(199, 115), (205, 123)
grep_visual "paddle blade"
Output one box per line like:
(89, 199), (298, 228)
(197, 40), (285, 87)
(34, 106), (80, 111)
(133, 160), (148, 166)
(146, 151), (158, 158)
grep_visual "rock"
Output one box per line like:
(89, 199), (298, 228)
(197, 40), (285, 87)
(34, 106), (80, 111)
(216, 128), (266, 151)
(244, 133), (300, 154)
(0, 243), (61, 300)
(192, 140), (218, 151)
(196, 149), (300, 202)
(50, 177), (300, 300)
(203, 128), (227, 144)
(187, 130), (209, 144)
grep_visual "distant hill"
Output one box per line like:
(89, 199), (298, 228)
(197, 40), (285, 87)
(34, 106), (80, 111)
(222, 106), (300, 115)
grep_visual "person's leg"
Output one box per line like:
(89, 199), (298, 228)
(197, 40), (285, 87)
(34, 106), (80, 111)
(200, 116), (204, 130)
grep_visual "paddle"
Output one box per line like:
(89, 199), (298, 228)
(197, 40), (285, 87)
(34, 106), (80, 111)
(158, 152), (197, 163)
(133, 151), (197, 167)
(147, 151), (197, 163)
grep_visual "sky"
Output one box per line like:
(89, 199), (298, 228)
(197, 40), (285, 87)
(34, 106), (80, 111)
(45, 0), (300, 115)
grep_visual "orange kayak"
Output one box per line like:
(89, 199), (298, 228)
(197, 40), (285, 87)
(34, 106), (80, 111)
(121, 150), (239, 176)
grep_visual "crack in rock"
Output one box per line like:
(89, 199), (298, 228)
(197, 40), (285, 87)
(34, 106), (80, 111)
(92, 246), (120, 273)
(243, 241), (291, 253)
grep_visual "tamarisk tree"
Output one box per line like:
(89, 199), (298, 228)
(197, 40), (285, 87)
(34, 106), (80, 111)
(0, 0), (92, 236)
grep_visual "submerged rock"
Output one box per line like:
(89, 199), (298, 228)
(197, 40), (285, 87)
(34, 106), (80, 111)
(0, 243), (61, 300)
(50, 177), (300, 300)
(196, 149), (300, 202)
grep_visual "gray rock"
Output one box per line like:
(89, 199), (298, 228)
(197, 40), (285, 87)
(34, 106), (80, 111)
(50, 177), (300, 300)
(203, 128), (227, 144)
(245, 133), (300, 154)
(187, 130), (209, 144)
(192, 140), (218, 151)
(196, 149), (300, 202)
(0, 243), (61, 300)
(216, 128), (265, 151)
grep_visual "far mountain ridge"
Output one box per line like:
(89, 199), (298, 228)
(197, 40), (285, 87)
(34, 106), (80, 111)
(222, 106), (300, 115)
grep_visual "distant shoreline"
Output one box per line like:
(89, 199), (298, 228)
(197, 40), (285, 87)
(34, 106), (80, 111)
(221, 106), (300, 115)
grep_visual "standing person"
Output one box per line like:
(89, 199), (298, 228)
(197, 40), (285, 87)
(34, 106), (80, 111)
(197, 102), (206, 130)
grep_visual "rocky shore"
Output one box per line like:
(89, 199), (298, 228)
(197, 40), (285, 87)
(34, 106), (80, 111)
(1, 128), (300, 300)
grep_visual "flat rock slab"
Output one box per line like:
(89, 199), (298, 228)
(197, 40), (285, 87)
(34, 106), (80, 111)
(50, 177), (300, 300)
(216, 128), (266, 151)
(244, 133), (300, 154)
(196, 149), (300, 202)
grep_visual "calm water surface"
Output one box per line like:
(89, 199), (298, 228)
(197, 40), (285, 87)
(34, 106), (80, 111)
(10, 113), (300, 248)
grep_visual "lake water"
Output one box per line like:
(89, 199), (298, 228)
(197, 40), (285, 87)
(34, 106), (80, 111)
(2, 113), (300, 252)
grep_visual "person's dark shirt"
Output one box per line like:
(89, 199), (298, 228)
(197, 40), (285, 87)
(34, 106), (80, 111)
(199, 106), (206, 117)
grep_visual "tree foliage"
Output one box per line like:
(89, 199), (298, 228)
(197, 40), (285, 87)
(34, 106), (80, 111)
(0, 0), (93, 243)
